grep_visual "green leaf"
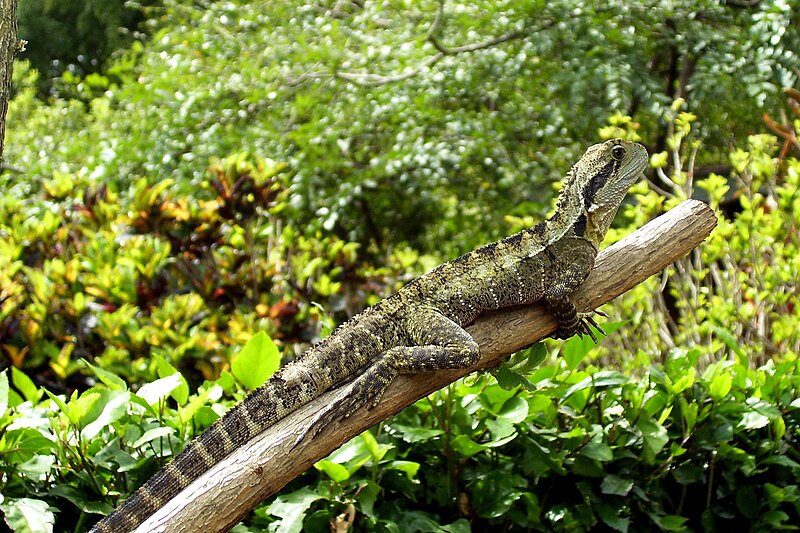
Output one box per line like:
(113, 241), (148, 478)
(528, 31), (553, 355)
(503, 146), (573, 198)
(47, 485), (111, 515)
(133, 427), (176, 448)
(655, 514), (688, 531)
(355, 480), (381, 518)
(386, 460), (420, 479)
(136, 373), (184, 407)
(562, 334), (595, 370)
(360, 431), (389, 462)
(581, 442), (613, 462)
(0, 498), (55, 533)
(62, 391), (101, 429)
(154, 355), (189, 404)
(450, 435), (489, 457)
(391, 424), (444, 443)
(595, 501), (630, 532)
(708, 325), (745, 359)
(471, 471), (525, 518)
(81, 391), (132, 440)
(83, 360), (127, 391)
(314, 459), (350, 482)
(0, 429), (55, 465)
(638, 417), (669, 464)
(18, 455), (55, 478)
(0, 370), (8, 419)
(11, 367), (39, 403)
(492, 365), (535, 391)
(232, 331), (280, 390)
(266, 487), (325, 533)
(601, 474), (634, 496)
(496, 396), (529, 423)
(738, 410), (770, 431)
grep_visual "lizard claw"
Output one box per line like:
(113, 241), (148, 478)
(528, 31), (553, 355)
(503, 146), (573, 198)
(555, 310), (607, 342)
(577, 311), (606, 341)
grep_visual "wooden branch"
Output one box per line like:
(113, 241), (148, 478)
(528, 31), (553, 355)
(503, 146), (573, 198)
(136, 199), (717, 533)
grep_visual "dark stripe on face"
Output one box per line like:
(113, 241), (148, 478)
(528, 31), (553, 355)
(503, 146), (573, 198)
(583, 160), (619, 209)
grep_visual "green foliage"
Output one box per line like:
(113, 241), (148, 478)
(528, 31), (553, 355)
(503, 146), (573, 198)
(2, 330), (798, 531)
(4, 1), (800, 531)
(0, 152), (401, 387)
(17, 0), (160, 96)
(599, 105), (800, 370)
(7, 0), (799, 254)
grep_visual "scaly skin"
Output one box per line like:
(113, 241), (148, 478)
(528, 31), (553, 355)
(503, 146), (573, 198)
(91, 139), (648, 532)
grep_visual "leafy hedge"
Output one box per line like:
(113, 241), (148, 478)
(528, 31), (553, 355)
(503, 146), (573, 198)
(2, 331), (798, 531)
(0, 153), (408, 387)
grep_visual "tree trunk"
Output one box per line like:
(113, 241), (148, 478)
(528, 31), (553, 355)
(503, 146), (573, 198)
(0, 0), (20, 161)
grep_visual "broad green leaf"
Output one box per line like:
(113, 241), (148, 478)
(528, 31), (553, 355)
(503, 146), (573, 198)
(47, 485), (111, 514)
(355, 480), (381, 518)
(638, 417), (669, 463)
(0, 370), (8, 419)
(471, 471), (525, 518)
(232, 331), (280, 390)
(492, 365), (535, 391)
(81, 391), (132, 440)
(266, 487), (325, 533)
(562, 333), (595, 370)
(595, 501), (630, 532)
(360, 431), (390, 462)
(0, 498), (55, 533)
(0, 429), (55, 464)
(136, 373), (184, 407)
(601, 474), (634, 496)
(450, 435), (489, 457)
(655, 514), (688, 531)
(391, 424), (444, 443)
(314, 459), (350, 482)
(18, 454), (55, 478)
(153, 355), (189, 404)
(11, 367), (39, 403)
(485, 419), (517, 447)
(581, 442), (613, 462)
(496, 396), (529, 423)
(386, 460), (420, 479)
(83, 360), (127, 391)
(133, 426), (176, 448)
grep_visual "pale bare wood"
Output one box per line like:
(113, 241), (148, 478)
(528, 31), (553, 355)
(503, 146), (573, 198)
(136, 199), (717, 533)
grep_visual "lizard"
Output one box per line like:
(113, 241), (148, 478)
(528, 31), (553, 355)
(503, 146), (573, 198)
(91, 138), (648, 532)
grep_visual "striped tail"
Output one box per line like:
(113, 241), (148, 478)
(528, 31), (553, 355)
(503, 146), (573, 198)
(91, 372), (319, 532)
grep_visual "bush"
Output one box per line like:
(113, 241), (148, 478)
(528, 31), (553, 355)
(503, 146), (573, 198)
(2, 330), (798, 531)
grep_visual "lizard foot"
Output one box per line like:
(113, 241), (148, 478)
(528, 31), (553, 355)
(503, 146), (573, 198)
(555, 310), (607, 342)
(302, 360), (396, 443)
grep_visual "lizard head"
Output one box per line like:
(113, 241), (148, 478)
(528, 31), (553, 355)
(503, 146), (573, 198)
(555, 139), (648, 248)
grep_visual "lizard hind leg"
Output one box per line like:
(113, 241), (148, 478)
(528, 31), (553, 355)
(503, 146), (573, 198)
(306, 309), (480, 438)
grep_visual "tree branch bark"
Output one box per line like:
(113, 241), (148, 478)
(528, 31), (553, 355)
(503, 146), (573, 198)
(135, 199), (718, 533)
(0, 0), (20, 161)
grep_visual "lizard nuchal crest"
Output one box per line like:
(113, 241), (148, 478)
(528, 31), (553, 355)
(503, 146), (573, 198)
(91, 139), (648, 532)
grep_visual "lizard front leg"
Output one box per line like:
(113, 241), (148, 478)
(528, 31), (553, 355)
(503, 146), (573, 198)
(544, 259), (602, 341)
(309, 308), (479, 435)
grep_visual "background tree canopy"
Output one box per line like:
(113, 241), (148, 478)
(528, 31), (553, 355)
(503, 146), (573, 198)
(8, 0), (799, 252)
(1, 0), (800, 531)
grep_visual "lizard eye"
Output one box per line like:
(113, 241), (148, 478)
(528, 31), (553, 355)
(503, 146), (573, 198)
(611, 145), (626, 161)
